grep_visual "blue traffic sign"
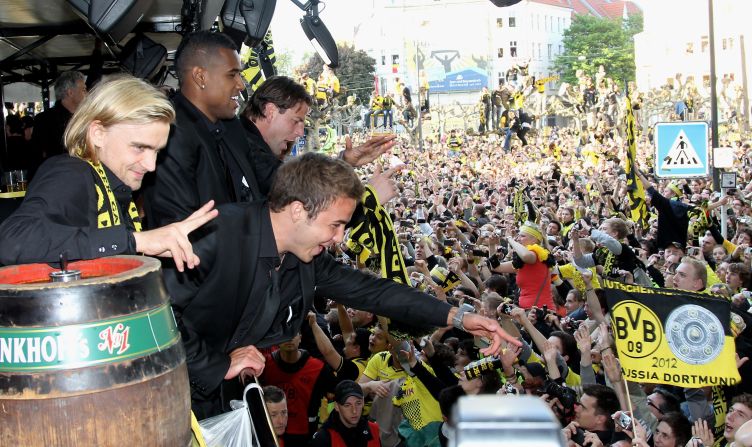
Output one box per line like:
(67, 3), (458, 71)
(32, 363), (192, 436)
(654, 122), (709, 178)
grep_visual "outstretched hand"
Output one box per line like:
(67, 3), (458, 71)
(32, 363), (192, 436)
(460, 312), (522, 357)
(134, 200), (218, 272)
(368, 163), (405, 205)
(342, 134), (397, 167)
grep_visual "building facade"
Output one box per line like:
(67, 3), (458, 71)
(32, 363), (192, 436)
(633, 0), (751, 124)
(352, 0), (571, 106)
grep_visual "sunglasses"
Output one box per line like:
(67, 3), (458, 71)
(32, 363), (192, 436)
(647, 399), (663, 415)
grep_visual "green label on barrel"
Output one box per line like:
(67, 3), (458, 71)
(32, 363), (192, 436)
(0, 304), (180, 372)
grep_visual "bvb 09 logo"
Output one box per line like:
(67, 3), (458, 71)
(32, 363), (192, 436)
(611, 300), (663, 358)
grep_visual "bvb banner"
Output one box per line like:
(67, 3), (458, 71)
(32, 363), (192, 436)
(603, 279), (740, 387)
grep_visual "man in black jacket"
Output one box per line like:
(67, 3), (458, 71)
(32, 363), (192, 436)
(239, 75), (310, 197)
(163, 153), (519, 418)
(143, 31), (262, 228)
(31, 70), (87, 161)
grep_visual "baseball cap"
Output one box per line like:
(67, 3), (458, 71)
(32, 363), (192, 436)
(667, 241), (684, 250)
(335, 380), (364, 404)
(520, 361), (547, 379)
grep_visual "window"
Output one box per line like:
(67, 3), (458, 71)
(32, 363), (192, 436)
(510, 41), (517, 57)
(509, 16), (516, 27)
(686, 42), (694, 54)
(548, 44), (552, 60)
(729, 37), (734, 49)
(701, 35), (709, 53)
(532, 42), (536, 59)
(722, 38), (727, 50)
(497, 17), (504, 28)
(381, 55), (386, 65)
(538, 43), (542, 60)
(559, 44), (563, 54)
(498, 48), (504, 58)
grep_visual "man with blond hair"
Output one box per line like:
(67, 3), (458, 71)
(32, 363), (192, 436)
(0, 76), (216, 269)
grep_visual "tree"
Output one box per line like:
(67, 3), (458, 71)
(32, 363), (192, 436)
(274, 52), (294, 76)
(552, 13), (643, 88)
(297, 43), (376, 104)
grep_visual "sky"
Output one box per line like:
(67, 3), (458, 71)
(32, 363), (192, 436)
(269, 0), (371, 66)
(268, 0), (690, 61)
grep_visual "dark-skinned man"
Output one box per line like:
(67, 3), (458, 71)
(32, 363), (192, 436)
(143, 31), (257, 228)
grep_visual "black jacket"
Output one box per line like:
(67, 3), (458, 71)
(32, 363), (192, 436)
(31, 102), (72, 160)
(646, 186), (693, 249)
(0, 155), (136, 265)
(310, 410), (379, 447)
(240, 118), (282, 198)
(142, 93), (263, 228)
(161, 201), (453, 405)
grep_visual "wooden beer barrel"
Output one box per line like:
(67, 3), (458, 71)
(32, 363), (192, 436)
(0, 256), (191, 446)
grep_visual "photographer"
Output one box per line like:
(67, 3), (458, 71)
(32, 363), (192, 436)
(562, 384), (620, 446)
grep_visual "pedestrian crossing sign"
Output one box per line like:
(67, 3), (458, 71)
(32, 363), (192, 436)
(654, 122), (709, 178)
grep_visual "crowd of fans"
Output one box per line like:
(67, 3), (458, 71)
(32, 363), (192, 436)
(251, 117), (752, 447)
(4, 60), (752, 447)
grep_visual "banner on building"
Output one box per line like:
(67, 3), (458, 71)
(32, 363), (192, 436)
(428, 67), (488, 93)
(603, 279), (740, 387)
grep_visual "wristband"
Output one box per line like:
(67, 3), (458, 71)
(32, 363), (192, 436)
(452, 304), (473, 332)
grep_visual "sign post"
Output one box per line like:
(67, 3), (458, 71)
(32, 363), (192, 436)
(654, 122), (710, 178)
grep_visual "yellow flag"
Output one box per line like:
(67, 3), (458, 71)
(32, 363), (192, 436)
(625, 95), (649, 230)
(604, 280), (740, 387)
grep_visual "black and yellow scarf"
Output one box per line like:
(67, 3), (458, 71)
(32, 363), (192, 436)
(87, 160), (141, 232)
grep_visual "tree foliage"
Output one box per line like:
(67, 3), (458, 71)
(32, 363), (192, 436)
(552, 13), (643, 87)
(274, 52), (294, 76)
(297, 43), (376, 104)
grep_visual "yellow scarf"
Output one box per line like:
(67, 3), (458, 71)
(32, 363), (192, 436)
(86, 160), (141, 232)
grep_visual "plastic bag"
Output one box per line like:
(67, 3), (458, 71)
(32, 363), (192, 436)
(199, 383), (261, 447)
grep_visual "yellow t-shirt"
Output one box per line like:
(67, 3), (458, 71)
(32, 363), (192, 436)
(363, 352), (442, 430)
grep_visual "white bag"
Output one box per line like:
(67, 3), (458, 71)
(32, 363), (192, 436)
(199, 383), (262, 447)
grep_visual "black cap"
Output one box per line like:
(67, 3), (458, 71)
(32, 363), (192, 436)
(667, 241), (684, 250)
(335, 380), (364, 404)
(521, 361), (547, 379)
